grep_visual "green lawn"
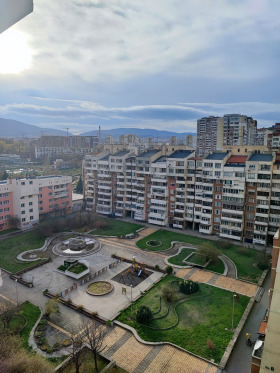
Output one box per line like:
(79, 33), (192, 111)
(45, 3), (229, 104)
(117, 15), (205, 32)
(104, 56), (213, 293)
(92, 218), (143, 236)
(117, 276), (249, 363)
(187, 253), (206, 266)
(0, 231), (45, 273)
(68, 262), (88, 274)
(168, 248), (225, 274)
(137, 230), (263, 282)
(20, 301), (41, 350)
(0, 227), (18, 236)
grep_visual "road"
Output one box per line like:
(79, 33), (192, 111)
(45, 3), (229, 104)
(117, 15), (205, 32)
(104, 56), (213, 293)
(222, 272), (270, 373)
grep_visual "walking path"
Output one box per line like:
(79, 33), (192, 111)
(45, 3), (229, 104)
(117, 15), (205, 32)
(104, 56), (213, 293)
(175, 268), (258, 297)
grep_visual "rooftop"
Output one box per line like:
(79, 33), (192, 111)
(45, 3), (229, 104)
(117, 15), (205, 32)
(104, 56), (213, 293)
(153, 156), (167, 163)
(111, 150), (131, 157)
(227, 155), (248, 163)
(205, 152), (228, 160)
(137, 150), (160, 158)
(248, 153), (273, 162)
(168, 150), (192, 159)
(99, 154), (109, 161)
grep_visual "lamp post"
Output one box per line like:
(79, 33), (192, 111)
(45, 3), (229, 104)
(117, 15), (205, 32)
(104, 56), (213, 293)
(130, 284), (133, 319)
(15, 279), (18, 306)
(232, 294), (237, 331)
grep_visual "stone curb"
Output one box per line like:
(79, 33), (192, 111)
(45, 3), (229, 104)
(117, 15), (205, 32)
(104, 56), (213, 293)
(218, 296), (255, 369)
(114, 320), (219, 368)
(258, 268), (269, 287)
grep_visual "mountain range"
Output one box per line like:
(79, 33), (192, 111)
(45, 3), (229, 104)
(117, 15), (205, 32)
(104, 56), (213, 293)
(0, 118), (69, 137)
(82, 127), (195, 139)
(0, 118), (195, 139)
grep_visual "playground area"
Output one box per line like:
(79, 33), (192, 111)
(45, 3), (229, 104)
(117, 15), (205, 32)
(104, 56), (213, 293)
(19, 239), (164, 320)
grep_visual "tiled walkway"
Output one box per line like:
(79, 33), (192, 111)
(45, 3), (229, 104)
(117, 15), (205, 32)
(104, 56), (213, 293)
(102, 326), (219, 373)
(176, 268), (258, 297)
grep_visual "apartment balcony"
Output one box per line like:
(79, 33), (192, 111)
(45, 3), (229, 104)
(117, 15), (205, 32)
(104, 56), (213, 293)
(96, 206), (111, 214)
(220, 224), (242, 231)
(173, 223), (183, 229)
(222, 208), (243, 215)
(254, 220), (268, 226)
(220, 232), (242, 241)
(199, 226), (211, 234)
(253, 238), (266, 245)
(254, 228), (267, 235)
(186, 202), (194, 207)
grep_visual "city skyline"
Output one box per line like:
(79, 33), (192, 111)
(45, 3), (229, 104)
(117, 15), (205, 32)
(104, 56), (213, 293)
(0, 0), (280, 133)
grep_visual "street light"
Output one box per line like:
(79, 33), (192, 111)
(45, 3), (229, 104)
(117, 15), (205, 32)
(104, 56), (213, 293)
(232, 294), (237, 331)
(15, 279), (18, 306)
(130, 284), (133, 319)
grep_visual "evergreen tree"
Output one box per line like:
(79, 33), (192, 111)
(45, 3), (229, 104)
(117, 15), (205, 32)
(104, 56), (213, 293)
(1, 170), (8, 180)
(76, 176), (83, 194)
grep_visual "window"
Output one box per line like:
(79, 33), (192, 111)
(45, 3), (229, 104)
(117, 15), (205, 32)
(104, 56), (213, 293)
(29, 181), (33, 184)
(21, 211), (25, 215)
(215, 201), (221, 207)
(22, 218), (26, 222)
(21, 182), (25, 185)
(247, 214), (254, 220)
(214, 209), (220, 215)
(21, 203), (25, 208)
(29, 209), (33, 213)
(29, 202), (33, 206)
(246, 222), (253, 228)
(216, 187), (222, 192)
(30, 216), (33, 220)
(248, 198), (254, 203)
(247, 206), (254, 212)
(214, 217), (220, 222)
(248, 174), (255, 179)
(39, 194), (42, 198)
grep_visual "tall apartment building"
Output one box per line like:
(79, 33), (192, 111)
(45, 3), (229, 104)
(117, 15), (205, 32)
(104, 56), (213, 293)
(196, 114), (257, 156)
(0, 175), (72, 231)
(84, 146), (280, 246)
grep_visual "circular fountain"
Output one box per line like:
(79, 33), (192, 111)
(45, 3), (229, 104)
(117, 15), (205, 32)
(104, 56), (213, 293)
(52, 235), (101, 257)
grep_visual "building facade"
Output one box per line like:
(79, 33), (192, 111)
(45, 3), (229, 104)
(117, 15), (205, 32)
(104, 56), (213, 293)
(0, 175), (72, 231)
(197, 114), (257, 156)
(84, 146), (280, 246)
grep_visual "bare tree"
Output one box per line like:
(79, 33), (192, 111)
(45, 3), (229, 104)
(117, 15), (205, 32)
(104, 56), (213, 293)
(0, 302), (19, 330)
(197, 243), (221, 265)
(82, 321), (109, 373)
(64, 328), (87, 373)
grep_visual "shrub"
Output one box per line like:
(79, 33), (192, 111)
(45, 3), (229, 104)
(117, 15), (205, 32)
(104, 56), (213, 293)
(136, 306), (153, 325)
(39, 319), (48, 326)
(165, 266), (173, 275)
(58, 265), (67, 272)
(40, 343), (49, 351)
(155, 264), (160, 271)
(179, 280), (199, 295)
(37, 324), (47, 332)
(219, 240), (232, 250)
(161, 285), (176, 304)
(77, 305), (84, 312)
(257, 249), (270, 270)
(46, 346), (53, 354)
(206, 339), (215, 350)
(91, 311), (98, 317)
(62, 339), (71, 347)
(37, 337), (46, 345)
(65, 298), (72, 305)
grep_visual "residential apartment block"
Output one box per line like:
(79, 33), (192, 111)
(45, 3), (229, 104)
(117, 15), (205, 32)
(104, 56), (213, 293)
(197, 114), (257, 156)
(0, 175), (72, 231)
(83, 146), (280, 246)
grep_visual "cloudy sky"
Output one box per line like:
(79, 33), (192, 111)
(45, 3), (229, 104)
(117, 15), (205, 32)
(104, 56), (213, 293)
(0, 0), (279, 134)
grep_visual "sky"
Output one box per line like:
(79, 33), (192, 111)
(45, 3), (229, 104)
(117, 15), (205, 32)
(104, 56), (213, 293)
(0, 0), (280, 135)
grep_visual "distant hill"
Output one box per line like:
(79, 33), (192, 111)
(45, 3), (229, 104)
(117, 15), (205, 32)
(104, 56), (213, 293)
(0, 118), (69, 138)
(81, 127), (196, 139)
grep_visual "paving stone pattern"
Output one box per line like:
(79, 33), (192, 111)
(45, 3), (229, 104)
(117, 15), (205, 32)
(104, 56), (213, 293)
(176, 268), (257, 297)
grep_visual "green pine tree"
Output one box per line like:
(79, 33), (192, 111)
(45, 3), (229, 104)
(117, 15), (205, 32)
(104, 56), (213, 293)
(76, 176), (83, 194)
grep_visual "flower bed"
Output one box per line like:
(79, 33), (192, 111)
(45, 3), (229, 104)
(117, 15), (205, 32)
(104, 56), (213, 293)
(146, 240), (162, 248)
(86, 281), (114, 296)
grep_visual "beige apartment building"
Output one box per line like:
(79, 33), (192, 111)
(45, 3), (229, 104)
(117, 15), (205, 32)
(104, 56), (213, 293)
(197, 114), (257, 156)
(83, 145), (280, 246)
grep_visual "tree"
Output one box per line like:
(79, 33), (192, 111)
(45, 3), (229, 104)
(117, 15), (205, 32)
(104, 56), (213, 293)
(197, 244), (221, 265)
(257, 249), (270, 270)
(64, 328), (87, 373)
(76, 176), (83, 194)
(44, 298), (60, 318)
(1, 170), (9, 180)
(0, 329), (53, 372)
(179, 280), (199, 295)
(0, 303), (19, 330)
(161, 285), (176, 304)
(82, 320), (109, 373)
(8, 216), (21, 229)
(136, 306), (153, 325)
